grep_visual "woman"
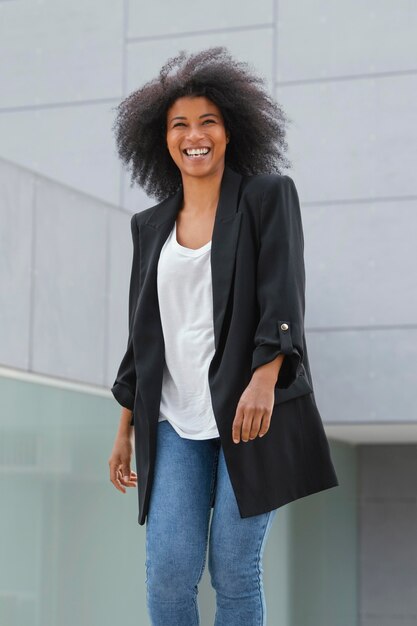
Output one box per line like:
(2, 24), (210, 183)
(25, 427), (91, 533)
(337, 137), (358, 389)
(108, 47), (339, 625)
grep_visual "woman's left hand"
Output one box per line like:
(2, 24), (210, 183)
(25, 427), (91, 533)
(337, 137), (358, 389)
(231, 378), (276, 443)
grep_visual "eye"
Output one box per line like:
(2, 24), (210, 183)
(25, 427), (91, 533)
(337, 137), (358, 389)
(203, 119), (215, 124)
(173, 122), (185, 127)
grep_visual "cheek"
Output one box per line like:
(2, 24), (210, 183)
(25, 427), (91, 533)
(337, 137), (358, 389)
(166, 138), (176, 155)
(167, 140), (180, 163)
(216, 138), (227, 151)
(215, 129), (228, 144)
(167, 136), (181, 151)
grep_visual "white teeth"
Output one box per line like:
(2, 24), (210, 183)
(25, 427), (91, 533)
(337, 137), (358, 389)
(185, 148), (210, 156)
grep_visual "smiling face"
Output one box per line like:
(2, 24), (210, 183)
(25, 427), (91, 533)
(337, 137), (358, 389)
(166, 95), (230, 179)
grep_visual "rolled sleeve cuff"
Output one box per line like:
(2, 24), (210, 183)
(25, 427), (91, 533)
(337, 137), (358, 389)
(251, 320), (303, 388)
(111, 381), (135, 411)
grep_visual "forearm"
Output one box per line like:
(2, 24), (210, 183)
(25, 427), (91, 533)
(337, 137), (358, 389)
(117, 407), (134, 438)
(251, 353), (285, 386)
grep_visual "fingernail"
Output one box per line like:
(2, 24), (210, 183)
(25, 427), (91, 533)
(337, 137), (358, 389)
(233, 438), (239, 444)
(124, 476), (129, 481)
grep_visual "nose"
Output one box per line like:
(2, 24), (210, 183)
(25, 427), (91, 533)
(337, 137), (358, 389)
(185, 124), (205, 141)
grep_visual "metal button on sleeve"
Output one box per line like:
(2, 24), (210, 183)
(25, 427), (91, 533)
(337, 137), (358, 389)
(280, 323), (289, 331)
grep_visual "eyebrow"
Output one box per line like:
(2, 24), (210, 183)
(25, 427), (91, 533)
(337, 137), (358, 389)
(169, 113), (219, 123)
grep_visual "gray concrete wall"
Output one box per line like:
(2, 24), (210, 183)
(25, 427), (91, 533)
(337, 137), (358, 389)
(0, 158), (132, 391)
(358, 445), (417, 626)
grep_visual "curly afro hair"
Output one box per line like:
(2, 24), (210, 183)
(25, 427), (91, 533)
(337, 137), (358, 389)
(111, 46), (292, 202)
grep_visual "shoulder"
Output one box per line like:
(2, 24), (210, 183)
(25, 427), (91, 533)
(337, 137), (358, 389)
(131, 204), (158, 227)
(127, 203), (162, 245)
(240, 173), (299, 227)
(130, 196), (169, 231)
(242, 172), (296, 199)
(240, 174), (303, 251)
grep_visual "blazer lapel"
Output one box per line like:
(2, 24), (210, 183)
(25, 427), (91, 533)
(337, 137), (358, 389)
(209, 167), (243, 349)
(134, 165), (243, 392)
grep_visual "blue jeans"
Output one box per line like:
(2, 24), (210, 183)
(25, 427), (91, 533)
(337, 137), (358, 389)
(145, 419), (278, 626)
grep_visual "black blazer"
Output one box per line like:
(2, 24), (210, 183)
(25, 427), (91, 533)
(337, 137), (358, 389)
(111, 165), (339, 525)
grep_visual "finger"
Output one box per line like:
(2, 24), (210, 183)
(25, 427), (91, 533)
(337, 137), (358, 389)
(119, 474), (136, 487)
(117, 467), (133, 487)
(121, 465), (131, 483)
(123, 470), (138, 486)
(248, 410), (265, 439)
(110, 466), (126, 493)
(232, 406), (245, 443)
(240, 411), (255, 442)
(116, 468), (128, 491)
(258, 412), (272, 438)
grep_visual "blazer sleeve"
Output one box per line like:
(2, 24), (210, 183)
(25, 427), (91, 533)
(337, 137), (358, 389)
(251, 175), (306, 389)
(111, 213), (140, 426)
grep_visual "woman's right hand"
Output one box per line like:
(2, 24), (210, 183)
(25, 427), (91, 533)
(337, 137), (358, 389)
(108, 426), (137, 494)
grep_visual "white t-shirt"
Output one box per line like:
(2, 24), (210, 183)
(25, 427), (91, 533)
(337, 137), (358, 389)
(156, 220), (220, 440)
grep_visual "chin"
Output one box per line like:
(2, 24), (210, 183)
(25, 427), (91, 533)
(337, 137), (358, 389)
(180, 159), (225, 176)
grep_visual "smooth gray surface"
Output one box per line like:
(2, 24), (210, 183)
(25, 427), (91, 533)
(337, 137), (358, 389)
(121, 169), (155, 214)
(0, 158), (142, 391)
(31, 178), (107, 385)
(359, 445), (417, 625)
(359, 445), (417, 499)
(0, 103), (121, 206)
(276, 1), (417, 82)
(303, 198), (417, 327)
(360, 500), (417, 614)
(278, 73), (417, 201)
(0, 159), (34, 370)
(360, 614), (417, 626)
(307, 328), (417, 423)
(127, 0), (273, 39)
(0, 0), (123, 108)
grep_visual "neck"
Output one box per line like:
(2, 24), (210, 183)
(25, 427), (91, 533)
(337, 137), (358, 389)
(180, 165), (225, 217)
